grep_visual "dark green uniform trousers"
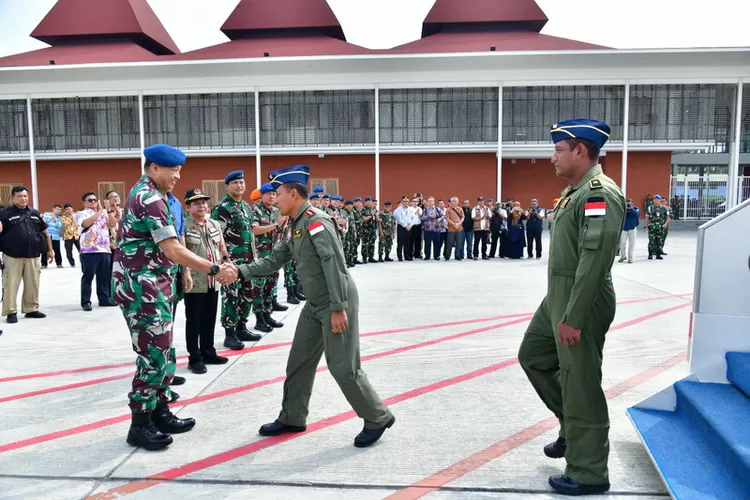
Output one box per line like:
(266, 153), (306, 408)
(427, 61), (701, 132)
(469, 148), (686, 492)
(277, 282), (393, 430)
(518, 278), (616, 485)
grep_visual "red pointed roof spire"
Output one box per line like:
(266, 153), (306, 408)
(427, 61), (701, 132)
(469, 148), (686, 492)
(31, 0), (179, 55)
(422, 0), (549, 37)
(221, 0), (345, 41)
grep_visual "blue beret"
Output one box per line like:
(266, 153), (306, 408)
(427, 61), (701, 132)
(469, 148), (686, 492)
(259, 183), (275, 194)
(654, 194), (663, 200)
(353, 197), (362, 202)
(364, 196), (372, 201)
(269, 164), (310, 188)
(309, 193), (320, 199)
(322, 194), (330, 199)
(550, 119), (611, 150)
(313, 186), (325, 194)
(225, 170), (244, 184)
(144, 144), (186, 168)
(332, 195), (343, 201)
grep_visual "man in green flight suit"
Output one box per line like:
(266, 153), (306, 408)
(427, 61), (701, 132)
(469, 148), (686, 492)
(518, 119), (625, 496)
(236, 164), (395, 448)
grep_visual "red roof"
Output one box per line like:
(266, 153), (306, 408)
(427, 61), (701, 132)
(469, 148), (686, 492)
(221, 0), (345, 41)
(0, 43), (164, 68)
(384, 31), (608, 54)
(422, 0), (549, 36)
(30, 0), (179, 55)
(176, 36), (370, 61)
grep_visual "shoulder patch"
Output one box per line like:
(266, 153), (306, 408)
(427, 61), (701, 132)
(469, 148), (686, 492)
(584, 196), (606, 217)
(589, 179), (603, 189)
(308, 220), (324, 236)
(305, 209), (315, 217)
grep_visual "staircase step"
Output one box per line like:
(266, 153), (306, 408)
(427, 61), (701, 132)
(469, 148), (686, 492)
(726, 351), (750, 398)
(628, 380), (750, 499)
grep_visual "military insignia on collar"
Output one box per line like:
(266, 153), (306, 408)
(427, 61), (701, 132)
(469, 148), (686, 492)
(304, 209), (315, 217)
(560, 197), (571, 209)
(293, 228), (302, 239)
(589, 179), (603, 189)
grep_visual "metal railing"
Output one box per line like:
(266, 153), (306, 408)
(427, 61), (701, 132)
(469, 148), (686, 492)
(669, 174), (750, 219)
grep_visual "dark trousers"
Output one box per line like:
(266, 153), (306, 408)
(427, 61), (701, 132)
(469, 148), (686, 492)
(184, 290), (219, 362)
(490, 229), (508, 258)
(411, 225), (423, 258)
(461, 231), (473, 259)
(444, 232), (460, 259)
(527, 229), (543, 258)
(64, 239), (80, 266)
(423, 231), (442, 259)
(396, 225), (412, 260)
(80, 252), (111, 306)
(41, 240), (62, 267)
(473, 230), (489, 258)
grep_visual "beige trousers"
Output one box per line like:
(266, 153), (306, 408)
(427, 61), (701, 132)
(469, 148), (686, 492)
(2, 256), (41, 316)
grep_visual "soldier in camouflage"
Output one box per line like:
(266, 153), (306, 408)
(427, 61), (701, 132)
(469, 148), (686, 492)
(646, 194), (670, 260)
(378, 201), (396, 262)
(114, 144), (238, 451)
(251, 183), (288, 331)
(210, 170), (262, 348)
(352, 197), (364, 264)
(341, 200), (357, 267)
(360, 196), (378, 263)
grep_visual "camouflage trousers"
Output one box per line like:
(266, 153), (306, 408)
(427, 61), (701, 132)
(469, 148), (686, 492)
(120, 302), (176, 414)
(344, 233), (357, 263)
(221, 280), (253, 329)
(648, 225), (666, 255)
(361, 227), (377, 260)
(252, 273), (278, 313)
(284, 260), (298, 288)
(378, 234), (394, 259)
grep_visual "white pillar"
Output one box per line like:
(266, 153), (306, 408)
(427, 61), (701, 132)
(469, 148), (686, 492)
(728, 80), (744, 208)
(25, 96), (38, 208)
(254, 89), (262, 188)
(683, 176), (689, 219)
(374, 85), (381, 203)
(497, 84), (503, 201)
(621, 82), (630, 196)
(138, 91), (145, 173)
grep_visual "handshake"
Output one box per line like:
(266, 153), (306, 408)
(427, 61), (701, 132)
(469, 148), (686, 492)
(215, 262), (239, 285)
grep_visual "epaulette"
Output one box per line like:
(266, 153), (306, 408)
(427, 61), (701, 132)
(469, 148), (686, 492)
(589, 179), (603, 189)
(304, 209), (315, 217)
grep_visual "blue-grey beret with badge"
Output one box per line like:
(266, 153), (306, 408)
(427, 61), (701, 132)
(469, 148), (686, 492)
(268, 165), (310, 188)
(353, 197), (362, 202)
(144, 144), (186, 167)
(225, 170), (244, 184)
(550, 118), (611, 150)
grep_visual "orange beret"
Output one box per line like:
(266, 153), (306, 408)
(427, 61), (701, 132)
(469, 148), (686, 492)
(250, 189), (261, 201)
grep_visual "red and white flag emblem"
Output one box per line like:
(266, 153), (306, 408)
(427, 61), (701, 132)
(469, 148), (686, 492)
(308, 220), (324, 236)
(584, 201), (606, 216)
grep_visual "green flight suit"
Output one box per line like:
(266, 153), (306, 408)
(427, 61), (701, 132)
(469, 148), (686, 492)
(518, 165), (625, 486)
(237, 202), (393, 429)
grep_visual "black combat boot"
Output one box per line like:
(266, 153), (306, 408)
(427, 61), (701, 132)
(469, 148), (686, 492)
(544, 437), (566, 458)
(295, 284), (307, 301)
(151, 401), (196, 434)
(236, 322), (262, 342)
(353, 415), (395, 448)
(126, 412), (173, 451)
(272, 298), (289, 312)
(254, 312), (273, 333)
(286, 287), (300, 305)
(264, 312), (284, 328)
(223, 328), (245, 350)
(368, 257), (377, 263)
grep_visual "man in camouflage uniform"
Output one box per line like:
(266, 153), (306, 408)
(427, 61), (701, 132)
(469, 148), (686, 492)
(352, 197), (364, 264)
(378, 201), (396, 262)
(114, 144), (237, 451)
(329, 196), (346, 242)
(341, 200), (357, 267)
(210, 170), (262, 347)
(646, 194), (670, 260)
(360, 196), (378, 263)
(251, 183), (288, 331)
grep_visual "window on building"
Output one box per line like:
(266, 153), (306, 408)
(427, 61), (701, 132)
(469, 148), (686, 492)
(98, 182), (126, 205)
(201, 180), (228, 206)
(0, 100), (29, 154)
(0, 183), (22, 206)
(310, 178), (338, 196)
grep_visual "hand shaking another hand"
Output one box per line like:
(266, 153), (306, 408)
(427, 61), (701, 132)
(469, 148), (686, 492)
(216, 263), (238, 285)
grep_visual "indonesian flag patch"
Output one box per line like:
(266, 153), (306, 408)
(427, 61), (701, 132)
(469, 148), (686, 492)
(584, 197), (606, 217)
(308, 220), (324, 236)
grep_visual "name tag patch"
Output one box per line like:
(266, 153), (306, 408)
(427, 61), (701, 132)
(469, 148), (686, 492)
(584, 198), (606, 217)
(308, 221), (324, 236)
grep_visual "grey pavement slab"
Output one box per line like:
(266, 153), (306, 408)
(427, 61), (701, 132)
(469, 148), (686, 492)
(0, 232), (694, 499)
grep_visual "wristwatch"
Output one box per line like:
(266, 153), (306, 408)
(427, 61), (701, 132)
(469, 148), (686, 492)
(208, 264), (221, 276)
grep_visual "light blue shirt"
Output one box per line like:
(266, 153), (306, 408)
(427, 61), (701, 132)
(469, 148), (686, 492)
(42, 212), (62, 240)
(167, 193), (185, 238)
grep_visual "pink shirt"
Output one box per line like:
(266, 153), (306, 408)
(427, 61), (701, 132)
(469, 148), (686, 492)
(75, 209), (111, 254)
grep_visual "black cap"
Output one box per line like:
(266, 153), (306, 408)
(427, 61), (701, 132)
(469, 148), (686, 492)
(185, 188), (211, 203)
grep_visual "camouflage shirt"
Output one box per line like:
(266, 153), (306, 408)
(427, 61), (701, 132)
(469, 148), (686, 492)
(361, 206), (376, 230)
(252, 202), (280, 252)
(112, 175), (177, 304)
(211, 194), (254, 263)
(379, 210), (395, 236)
